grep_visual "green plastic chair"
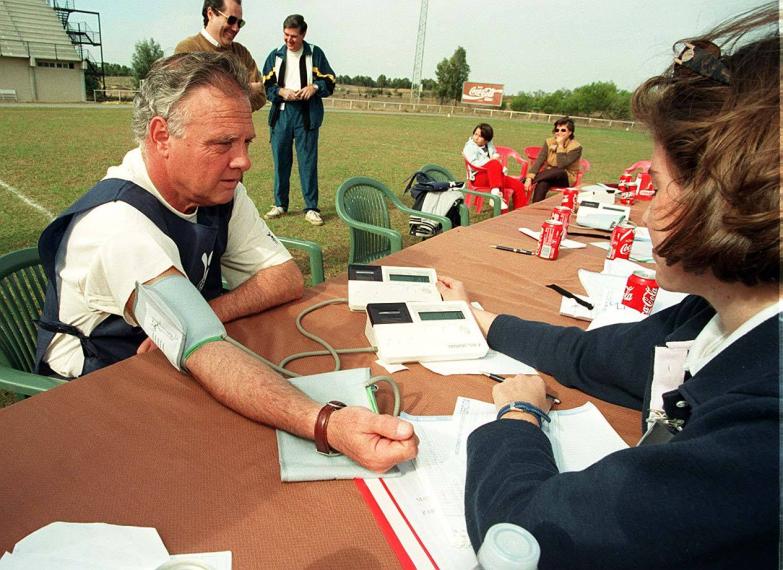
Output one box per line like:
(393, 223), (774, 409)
(419, 163), (502, 219)
(336, 176), (453, 264)
(0, 247), (66, 396)
(278, 237), (324, 286)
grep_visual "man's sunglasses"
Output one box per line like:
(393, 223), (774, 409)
(554, 127), (569, 133)
(215, 8), (245, 29)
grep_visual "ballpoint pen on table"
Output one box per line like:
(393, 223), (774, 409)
(480, 372), (561, 405)
(491, 245), (534, 256)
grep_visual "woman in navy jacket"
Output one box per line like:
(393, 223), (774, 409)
(437, 6), (779, 569)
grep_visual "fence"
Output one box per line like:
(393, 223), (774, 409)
(324, 98), (639, 130)
(87, 91), (638, 130)
(93, 88), (135, 102)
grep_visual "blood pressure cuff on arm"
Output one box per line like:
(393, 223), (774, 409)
(133, 275), (226, 372)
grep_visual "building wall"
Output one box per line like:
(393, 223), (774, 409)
(0, 57), (34, 101)
(34, 64), (85, 102)
(0, 56), (85, 102)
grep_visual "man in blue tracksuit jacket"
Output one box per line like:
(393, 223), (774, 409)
(262, 14), (335, 226)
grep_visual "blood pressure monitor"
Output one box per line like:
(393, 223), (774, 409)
(348, 264), (441, 311)
(364, 300), (488, 363)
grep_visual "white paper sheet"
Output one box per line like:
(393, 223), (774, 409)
(374, 359), (408, 374)
(420, 349), (536, 376)
(0, 522), (231, 570)
(364, 398), (629, 569)
(2, 522), (169, 570)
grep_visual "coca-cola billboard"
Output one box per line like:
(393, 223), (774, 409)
(461, 82), (504, 107)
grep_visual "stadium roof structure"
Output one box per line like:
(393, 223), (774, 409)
(0, 0), (81, 62)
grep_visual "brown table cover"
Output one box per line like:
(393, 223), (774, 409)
(0, 195), (651, 568)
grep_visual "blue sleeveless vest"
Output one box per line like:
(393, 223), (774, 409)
(35, 178), (232, 377)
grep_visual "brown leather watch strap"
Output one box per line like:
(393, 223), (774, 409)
(314, 400), (347, 455)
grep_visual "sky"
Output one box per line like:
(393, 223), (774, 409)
(70, 0), (766, 94)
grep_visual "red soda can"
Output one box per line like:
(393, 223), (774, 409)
(607, 222), (635, 260)
(561, 188), (579, 210)
(619, 187), (636, 205)
(537, 219), (564, 260)
(551, 205), (572, 236)
(636, 172), (654, 200)
(622, 270), (659, 315)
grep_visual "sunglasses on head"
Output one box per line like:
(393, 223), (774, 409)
(673, 41), (730, 84)
(554, 127), (569, 133)
(215, 8), (245, 29)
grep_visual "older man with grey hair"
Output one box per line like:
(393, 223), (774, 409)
(34, 52), (417, 473)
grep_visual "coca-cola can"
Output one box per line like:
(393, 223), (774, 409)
(536, 219), (564, 260)
(607, 222), (635, 260)
(619, 188), (636, 205)
(551, 205), (572, 236)
(560, 187), (579, 210)
(622, 270), (659, 315)
(636, 172), (655, 200)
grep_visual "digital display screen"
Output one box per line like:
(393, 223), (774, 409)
(418, 310), (465, 321)
(389, 274), (430, 283)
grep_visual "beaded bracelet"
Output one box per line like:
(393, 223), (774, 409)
(496, 401), (551, 428)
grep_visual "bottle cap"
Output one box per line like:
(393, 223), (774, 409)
(476, 523), (540, 570)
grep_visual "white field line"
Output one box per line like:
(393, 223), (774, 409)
(0, 177), (55, 220)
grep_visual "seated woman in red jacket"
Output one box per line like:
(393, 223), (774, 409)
(524, 117), (583, 203)
(462, 123), (527, 210)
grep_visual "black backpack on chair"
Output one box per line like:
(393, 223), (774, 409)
(402, 171), (464, 237)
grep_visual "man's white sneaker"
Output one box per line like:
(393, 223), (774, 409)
(264, 206), (286, 219)
(305, 210), (324, 226)
(490, 188), (509, 210)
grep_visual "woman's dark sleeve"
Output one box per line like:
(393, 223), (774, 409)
(485, 299), (703, 409)
(556, 145), (582, 169)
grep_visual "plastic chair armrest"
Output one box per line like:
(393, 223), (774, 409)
(341, 218), (404, 252)
(0, 363), (67, 396)
(278, 236), (325, 285)
(458, 188), (502, 217)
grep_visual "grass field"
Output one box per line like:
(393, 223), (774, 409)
(0, 106), (652, 405)
(0, 106), (653, 280)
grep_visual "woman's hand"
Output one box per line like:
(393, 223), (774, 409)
(493, 375), (552, 426)
(436, 276), (470, 302)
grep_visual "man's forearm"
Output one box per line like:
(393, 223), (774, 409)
(187, 341), (319, 437)
(211, 260), (304, 323)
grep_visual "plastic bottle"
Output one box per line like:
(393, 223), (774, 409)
(475, 523), (540, 569)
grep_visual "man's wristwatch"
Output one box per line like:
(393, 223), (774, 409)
(314, 400), (347, 455)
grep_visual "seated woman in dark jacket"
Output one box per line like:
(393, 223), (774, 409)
(525, 117), (582, 203)
(438, 7), (779, 569)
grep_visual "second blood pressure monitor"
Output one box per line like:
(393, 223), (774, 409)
(348, 264), (441, 311)
(364, 301), (489, 363)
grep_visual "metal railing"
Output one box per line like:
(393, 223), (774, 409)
(93, 88), (136, 102)
(0, 39), (80, 61)
(323, 98), (638, 130)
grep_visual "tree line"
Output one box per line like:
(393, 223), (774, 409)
(116, 40), (633, 119)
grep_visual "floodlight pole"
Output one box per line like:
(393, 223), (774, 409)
(410, 0), (428, 103)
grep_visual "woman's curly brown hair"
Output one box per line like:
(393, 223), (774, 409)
(632, 4), (780, 286)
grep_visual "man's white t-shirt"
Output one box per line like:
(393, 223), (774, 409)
(45, 147), (292, 378)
